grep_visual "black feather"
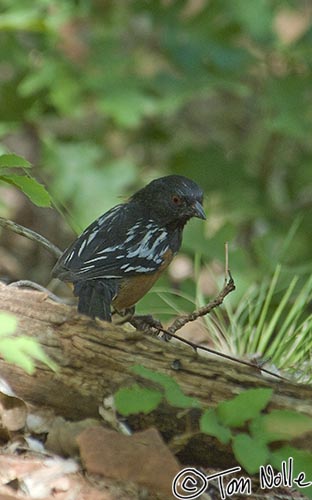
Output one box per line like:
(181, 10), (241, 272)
(52, 204), (174, 281)
(73, 280), (118, 321)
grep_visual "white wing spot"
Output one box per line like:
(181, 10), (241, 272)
(77, 238), (87, 257)
(87, 230), (98, 245)
(64, 250), (75, 263)
(84, 255), (108, 264)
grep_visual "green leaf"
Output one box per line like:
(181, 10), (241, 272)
(0, 174), (51, 207)
(232, 433), (270, 475)
(270, 446), (312, 498)
(0, 10), (47, 31)
(131, 365), (200, 408)
(0, 336), (57, 374)
(217, 388), (273, 427)
(165, 382), (200, 408)
(114, 385), (163, 416)
(0, 313), (18, 337)
(0, 154), (31, 168)
(200, 409), (232, 444)
(250, 410), (312, 443)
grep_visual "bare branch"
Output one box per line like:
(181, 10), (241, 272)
(0, 217), (62, 259)
(167, 271), (235, 336)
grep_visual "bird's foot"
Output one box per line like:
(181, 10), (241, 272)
(130, 314), (163, 335)
(112, 306), (136, 325)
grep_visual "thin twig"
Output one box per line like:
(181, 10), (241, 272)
(225, 241), (229, 277)
(130, 308), (287, 380)
(156, 325), (287, 381)
(167, 271), (235, 336)
(8, 280), (73, 304)
(131, 245), (287, 380)
(0, 217), (62, 258)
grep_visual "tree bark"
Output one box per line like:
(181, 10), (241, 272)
(0, 282), (311, 467)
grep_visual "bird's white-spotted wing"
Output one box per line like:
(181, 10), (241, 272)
(53, 204), (170, 281)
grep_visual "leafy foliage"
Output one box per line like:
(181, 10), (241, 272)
(199, 409), (232, 444)
(0, 0), (311, 270)
(131, 364), (200, 408)
(114, 385), (163, 416)
(0, 312), (57, 374)
(0, 154), (51, 207)
(114, 368), (312, 497)
(217, 388), (273, 427)
(0, 154), (31, 168)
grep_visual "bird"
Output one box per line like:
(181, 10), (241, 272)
(52, 175), (206, 322)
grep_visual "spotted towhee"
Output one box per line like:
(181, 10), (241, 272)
(52, 175), (206, 321)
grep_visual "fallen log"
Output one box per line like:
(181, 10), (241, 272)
(0, 282), (311, 468)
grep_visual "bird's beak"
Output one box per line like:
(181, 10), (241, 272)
(193, 200), (206, 220)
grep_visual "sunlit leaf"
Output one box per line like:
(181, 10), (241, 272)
(0, 154), (31, 168)
(217, 388), (273, 427)
(200, 409), (232, 444)
(232, 433), (269, 475)
(0, 174), (51, 207)
(114, 385), (163, 415)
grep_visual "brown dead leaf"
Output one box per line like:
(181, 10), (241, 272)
(0, 392), (27, 432)
(46, 417), (101, 457)
(77, 427), (180, 497)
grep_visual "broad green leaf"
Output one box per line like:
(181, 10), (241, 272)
(131, 365), (200, 408)
(217, 388), (273, 427)
(114, 385), (163, 416)
(164, 381), (200, 409)
(250, 410), (312, 443)
(0, 154), (31, 168)
(0, 174), (51, 207)
(270, 446), (312, 499)
(200, 409), (232, 444)
(0, 313), (18, 337)
(232, 433), (270, 475)
(131, 365), (175, 385)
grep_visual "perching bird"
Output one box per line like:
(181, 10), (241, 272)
(52, 175), (206, 321)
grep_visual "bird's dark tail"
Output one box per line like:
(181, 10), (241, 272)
(73, 280), (118, 321)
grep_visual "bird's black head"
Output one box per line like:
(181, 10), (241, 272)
(131, 175), (206, 228)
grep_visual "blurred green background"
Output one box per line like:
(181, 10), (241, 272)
(0, 0), (311, 331)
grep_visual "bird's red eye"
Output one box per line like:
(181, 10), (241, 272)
(172, 195), (182, 205)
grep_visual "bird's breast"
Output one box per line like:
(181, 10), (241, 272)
(112, 248), (174, 311)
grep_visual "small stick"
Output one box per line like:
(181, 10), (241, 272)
(156, 325), (287, 381)
(225, 241), (229, 278)
(0, 217), (62, 259)
(166, 271), (235, 336)
(8, 280), (74, 304)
